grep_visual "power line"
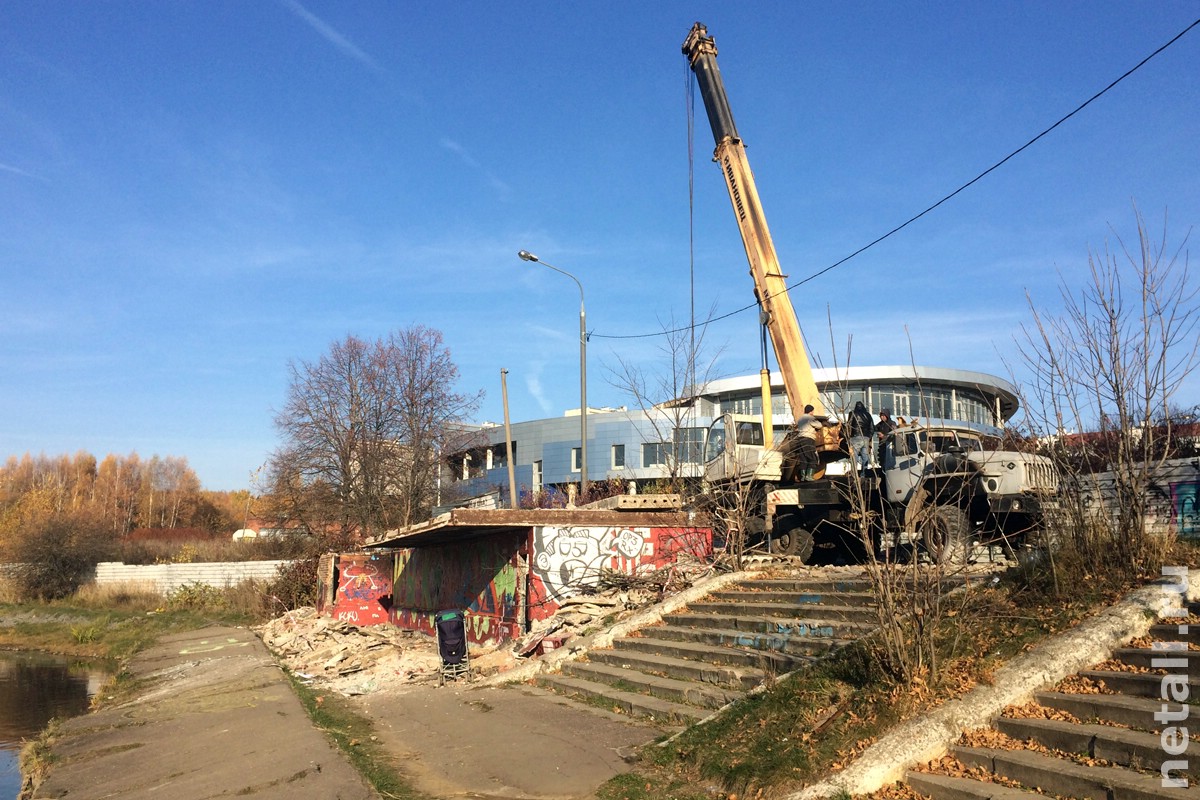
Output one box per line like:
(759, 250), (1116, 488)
(591, 15), (1200, 342)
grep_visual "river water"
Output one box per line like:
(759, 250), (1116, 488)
(0, 651), (108, 800)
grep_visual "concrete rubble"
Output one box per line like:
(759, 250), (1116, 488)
(256, 574), (705, 697)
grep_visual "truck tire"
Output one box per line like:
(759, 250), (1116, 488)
(773, 517), (814, 562)
(922, 505), (970, 566)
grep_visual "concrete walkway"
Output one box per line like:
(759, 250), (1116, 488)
(357, 683), (663, 799)
(26, 626), (376, 799)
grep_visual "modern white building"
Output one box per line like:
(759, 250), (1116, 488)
(445, 365), (1022, 504)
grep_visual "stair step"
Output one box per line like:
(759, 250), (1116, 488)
(536, 673), (707, 725)
(560, 660), (740, 709)
(613, 634), (811, 674)
(1078, 669), (1200, 699)
(646, 623), (851, 657)
(1112, 646), (1200, 670)
(996, 715), (1200, 776)
(906, 770), (1045, 799)
(588, 647), (766, 689)
(662, 611), (874, 638)
(952, 745), (1200, 800)
(1035, 689), (1200, 732)
(682, 600), (879, 624)
(708, 589), (878, 607)
(1149, 622), (1200, 644)
(735, 577), (873, 594)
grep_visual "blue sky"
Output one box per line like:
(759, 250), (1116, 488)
(3, 2), (1198, 491)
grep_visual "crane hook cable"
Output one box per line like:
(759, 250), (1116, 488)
(590, 15), (1200, 342)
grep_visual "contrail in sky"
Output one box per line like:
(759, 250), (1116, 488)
(279, 0), (382, 73)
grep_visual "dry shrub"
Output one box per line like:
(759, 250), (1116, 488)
(116, 534), (311, 565)
(71, 581), (161, 610)
(10, 511), (116, 600)
(0, 576), (18, 603)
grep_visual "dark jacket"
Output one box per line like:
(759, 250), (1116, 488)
(846, 403), (874, 438)
(874, 416), (896, 437)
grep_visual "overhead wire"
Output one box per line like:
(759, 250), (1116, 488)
(591, 15), (1200, 343)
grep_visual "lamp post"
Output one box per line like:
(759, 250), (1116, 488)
(518, 250), (588, 499)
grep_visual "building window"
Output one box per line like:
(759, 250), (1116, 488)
(533, 460), (543, 493)
(674, 427), (705, 464)
(642, 442), (664, 467)
(612, 444), (625, 469)
(492, 441), (514, 469)
(571, 448), (581, 472)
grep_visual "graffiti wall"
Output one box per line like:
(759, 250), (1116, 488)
(390, 531), (526, 645)
(1075, 458), (1200, 540)
(330, 553), (394, 626)
(1171, 477), (1199, 539)
(331, 523), (711, 645)
(527, 526), (711, 620)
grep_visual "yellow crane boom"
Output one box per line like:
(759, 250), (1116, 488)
(682, 22), (826, 422)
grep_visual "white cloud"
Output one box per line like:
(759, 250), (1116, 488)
(524, 361), (550, 415)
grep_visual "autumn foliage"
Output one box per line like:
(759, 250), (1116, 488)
(0, 451), (246, 599)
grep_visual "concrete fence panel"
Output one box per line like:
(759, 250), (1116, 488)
(92, 560), (290, 594)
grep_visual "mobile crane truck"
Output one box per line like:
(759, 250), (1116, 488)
(682, 22), (1057, 564)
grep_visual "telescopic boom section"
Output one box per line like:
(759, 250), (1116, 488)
(682, 22), (826, 418)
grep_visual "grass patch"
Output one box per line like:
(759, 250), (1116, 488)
(284, 670), (433, 800)
(595, 575), (1127, 800)
(0, 600), (256, 661)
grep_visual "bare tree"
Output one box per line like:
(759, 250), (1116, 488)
(605, 309), (723, 493)
(267, 327), (482, 540)
(1014, 207), (1197, 582)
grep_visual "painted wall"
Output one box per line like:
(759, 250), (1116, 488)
(329, 553), (394, 626)
(1075, 458), (1200, 540)
(390, 531), (526, 644)
(341, 524), (712, 646)
(527, 525), (712, 621)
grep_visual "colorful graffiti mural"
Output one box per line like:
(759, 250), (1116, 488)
(331, 554), (394, 626)
(1171, 478), (1200, 539)
(336, 523), (711, 646)
(528, 526), (711, 615)
(391, 532), (526, 644)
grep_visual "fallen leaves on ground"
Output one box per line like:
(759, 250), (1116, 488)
(1090, 658), (1162, 675)
(1002, 701), (1080, 723)
(955, 724), (1118, 770)
(1054, 674), (1112, 694)
(854, 780), (930, 799)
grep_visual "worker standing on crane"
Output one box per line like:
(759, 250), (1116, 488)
(846, 401), (875, 472)
(794, 405), (825, 481)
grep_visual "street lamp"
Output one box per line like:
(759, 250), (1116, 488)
(518, 250), (588, 499)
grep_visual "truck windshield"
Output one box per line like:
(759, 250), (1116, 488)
(704, 420), (727, 462)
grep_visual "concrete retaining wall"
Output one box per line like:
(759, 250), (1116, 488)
(1073, 458), (1200, 539)
(93, 560), (289, 594)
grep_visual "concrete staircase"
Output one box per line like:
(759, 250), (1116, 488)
(907, 604), (1200, 800)
(537, 572), (876, 725)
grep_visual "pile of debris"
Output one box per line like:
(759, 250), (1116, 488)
(255, 557), (720, 696)
(257, 607), (443, 696)
(512, 567), (706, 657)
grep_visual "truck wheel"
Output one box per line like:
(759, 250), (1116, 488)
(922, 506), (970, 566)
(773, 517), (814, 562)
